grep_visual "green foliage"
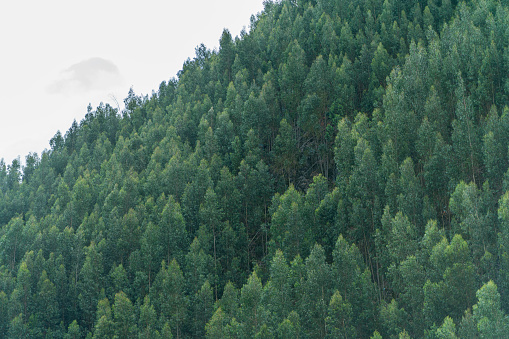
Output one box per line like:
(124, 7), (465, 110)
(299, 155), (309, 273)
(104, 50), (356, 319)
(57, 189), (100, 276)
(473, 281), (509, 338)
(112, 291), (137, 338)
(2, 0), (509, 337)
(326, 290), (356, 338)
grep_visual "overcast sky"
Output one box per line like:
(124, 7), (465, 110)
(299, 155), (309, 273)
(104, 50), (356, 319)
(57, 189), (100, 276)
(0, 0), (265, 165)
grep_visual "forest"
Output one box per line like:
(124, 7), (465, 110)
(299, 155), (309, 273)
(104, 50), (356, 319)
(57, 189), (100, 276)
(1, 0), (509, 337)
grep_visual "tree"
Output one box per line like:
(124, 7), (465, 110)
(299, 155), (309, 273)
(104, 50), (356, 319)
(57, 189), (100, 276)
(78, 242), (104, 332)
(263, 249), (291, 323)
(185, 237), (213, 300)
(14, 261), (32, 327)
(219, 29), (235, 83)
(386, 212), (419, 265)
(93, 297), (114, 339)
(371, 42), (393, 89)
(482, 106), (507, 191)
(277, 311), (301, 339)
(300, 55), (337, 178)
(112, 291), (137, 339)
(326, 290), (356, 338)
(272, 119), (298, 185)
(379, 299), (408, 339)
(199, 187), (223, 295)
(382, 67), (419, 163)
(8, 314), (27, 339)
(0, 291), (8, 338)
(300, 244), (332, 338)
(436, 316), (458, 339)
(182, 159), (212, 234)
(35, 270), (59, 335)
(140, 222), (161, 290)
(458, 308), (478, 339)
(239, 271), (265, 337)
(279, 40), (308, 123)
(269, 185), (309, 260)
(393, 255), (426, 336)
(450, 79), (481, 185)
(332, 235), (363, 302)
(347, 137), (381, 249)
(397, 158), (423, 227)
(150, 260), (187, 338)
(205, 308), (228, 339)
(217, 281), (239, 321)
(0, 216), (25, 272)
(65, 320), (81, 339)
(138, 295), (159, 339)
(159, 196), (188, 266)
(424, 235), (477, 326)
(108, 264), (130, 301)
(473, 281), (509, 338)
(236, 157), (273, 266)
(498, 191), (509, 311)
(191, 280), (214, 337)
(449, 181), (496, 263)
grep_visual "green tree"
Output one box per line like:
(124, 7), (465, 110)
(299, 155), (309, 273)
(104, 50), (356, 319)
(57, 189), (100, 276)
(182, 159), (212, 234)
(0, 291), (8, 338)
(14, 261), (32, 327)
(424, 234), (477, 326)
(112, 291), (137, 339)
(0, 216), (25, 272)
(379, 299), (408, 339)
(199, 187), (223, 294)
(217, 281), (239, 321)
(108, 263), (130, 300)
(436, 316), (458, 339)
(35, 270), (59, 335)
(65, 320), (81, 339)
(473, 281), (509, 338)
(93, 297), (114, 339)
(205, 308), (228, 339)
(8, 314), (27, 339)
(301, 244), (332, 338)
(191, 280), (214, 338)
(269, 185), (309, 260)
(386, 211), (419, 266)
(78, 242), (104, 332)
(140, 222), (161, 290)
(397, 157), (423, 226)
(482, 106), (508, 191)
(138, 295), (159, 339)
(325, 290), (356, 338)
(272, 119), (298, 185)
(449, 181), (497, 263)
(498, 190), (509, 311)
(347, 137), (381, 249)
(151, 260), (187, 338)
(279, 40), (308, 123)
(263, 249), (291, 323)
(450, 80), (481, 185)
(239, 271), (265, 337)
(277, 311), (301, 339)
(159, 196), (188, 266)
(219, 29), (235, 83)
(185, 237), (213, 300)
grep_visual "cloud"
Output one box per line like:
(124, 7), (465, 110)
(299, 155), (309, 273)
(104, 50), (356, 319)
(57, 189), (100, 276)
(47, 57), (124, 95)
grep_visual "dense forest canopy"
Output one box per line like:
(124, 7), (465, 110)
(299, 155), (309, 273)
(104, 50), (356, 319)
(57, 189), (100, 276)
(2, 0), (509, 337)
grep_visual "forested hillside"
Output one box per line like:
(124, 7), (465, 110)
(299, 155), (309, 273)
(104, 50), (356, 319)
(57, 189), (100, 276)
(2, 0), (509, 337)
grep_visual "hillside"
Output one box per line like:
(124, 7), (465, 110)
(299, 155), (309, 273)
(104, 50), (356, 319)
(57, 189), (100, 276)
(1, 0), (509, 337)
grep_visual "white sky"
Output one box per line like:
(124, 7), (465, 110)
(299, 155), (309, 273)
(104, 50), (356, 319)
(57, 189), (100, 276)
(0, 0), (265, 165)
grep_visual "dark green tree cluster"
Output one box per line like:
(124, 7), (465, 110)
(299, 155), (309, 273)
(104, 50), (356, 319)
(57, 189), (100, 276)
(1, 0), (509, 337)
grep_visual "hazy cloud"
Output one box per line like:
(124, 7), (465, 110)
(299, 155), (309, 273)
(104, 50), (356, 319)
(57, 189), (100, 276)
(47, 57), (124, 95)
